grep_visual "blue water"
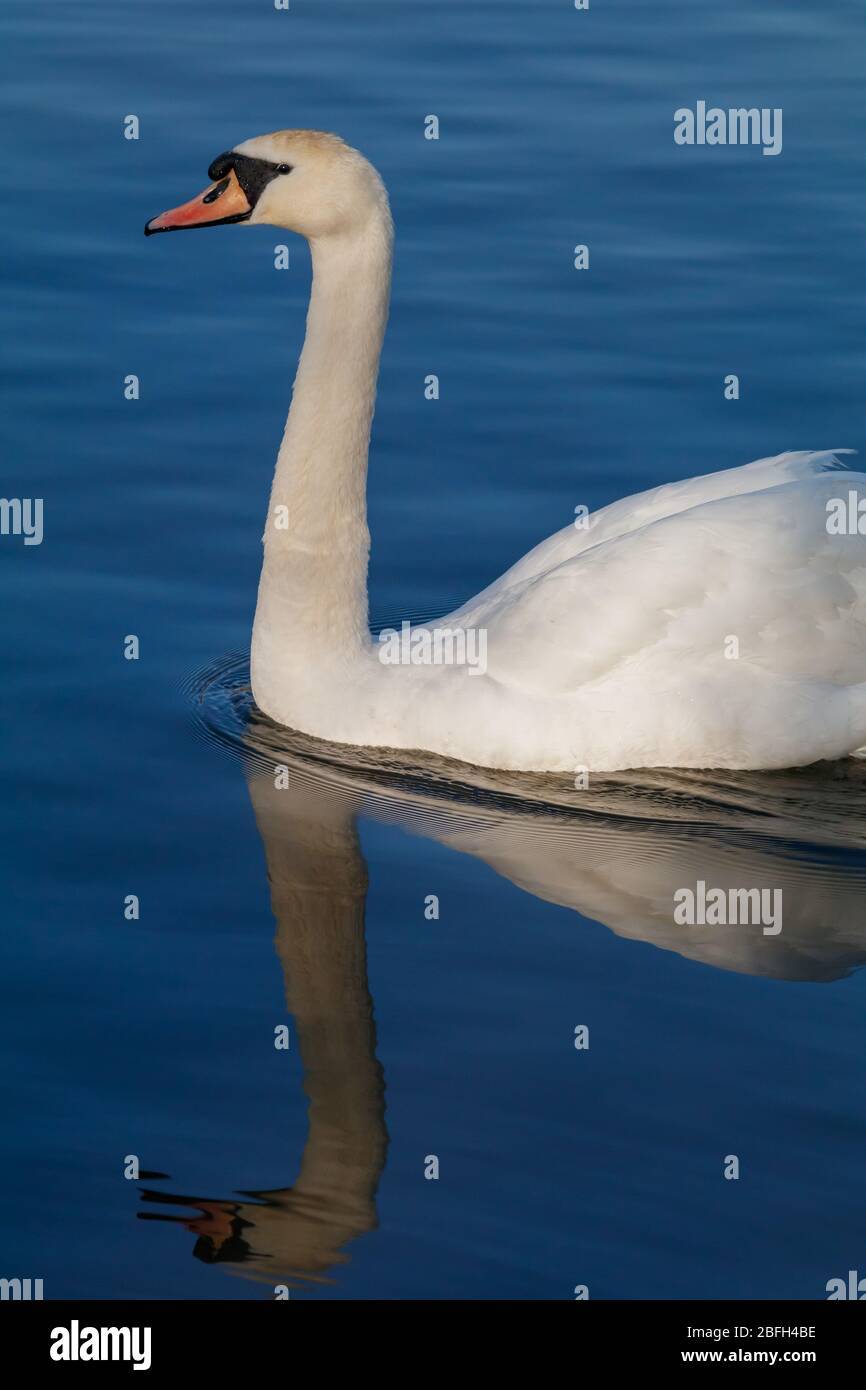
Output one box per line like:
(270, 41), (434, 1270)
(3, 0), (866, 1299)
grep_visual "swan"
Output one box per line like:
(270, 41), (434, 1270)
(146, 130), (866, 773)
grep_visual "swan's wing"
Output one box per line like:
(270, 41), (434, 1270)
(458, 471), (866, 697)
(451, 450), (855, 623)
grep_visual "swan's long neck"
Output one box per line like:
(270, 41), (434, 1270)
(251, 209), (392, 711)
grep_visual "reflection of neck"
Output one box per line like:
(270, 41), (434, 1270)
(247, 771), (387, 1271)
(251, 215), (393, 718)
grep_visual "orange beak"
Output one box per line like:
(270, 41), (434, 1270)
(144, 167), (252, 235)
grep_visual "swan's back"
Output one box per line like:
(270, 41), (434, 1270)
(455, 450), (855, 618)
(426, 452), (866, 770)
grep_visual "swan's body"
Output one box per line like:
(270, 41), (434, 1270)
(148, 131), (866, 772)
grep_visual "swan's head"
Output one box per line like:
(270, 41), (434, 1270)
(145, 130), (389, 241)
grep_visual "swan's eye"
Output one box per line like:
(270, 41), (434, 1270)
(276, 164), (293, 175)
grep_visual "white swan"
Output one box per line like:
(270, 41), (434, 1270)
(147, 130), (866, 773)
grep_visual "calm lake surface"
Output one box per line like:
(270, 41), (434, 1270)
(3, 0), (866, 1298)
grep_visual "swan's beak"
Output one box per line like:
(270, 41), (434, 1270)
(144, 167), (252, 235)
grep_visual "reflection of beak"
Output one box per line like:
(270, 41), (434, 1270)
(144, 167), (252, 236)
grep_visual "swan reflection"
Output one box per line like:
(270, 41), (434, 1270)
(138, 700), (866, 1288)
